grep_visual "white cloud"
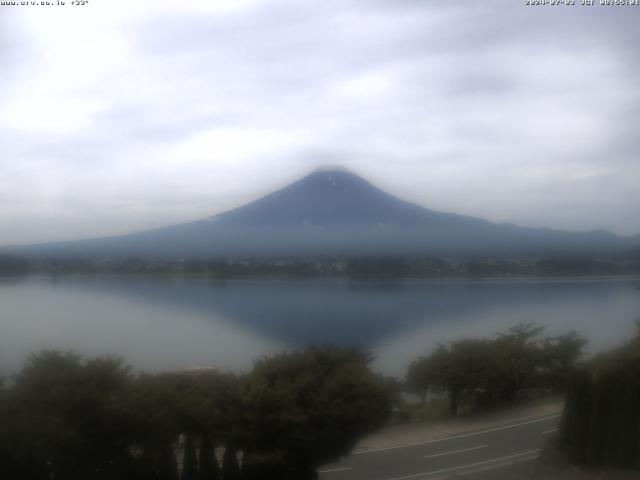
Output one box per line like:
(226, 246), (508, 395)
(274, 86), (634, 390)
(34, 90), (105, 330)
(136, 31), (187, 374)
(1, 0), (639, 244)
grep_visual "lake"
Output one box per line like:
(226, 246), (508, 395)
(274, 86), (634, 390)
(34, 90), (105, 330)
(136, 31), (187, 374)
(1, 275), (639, 377)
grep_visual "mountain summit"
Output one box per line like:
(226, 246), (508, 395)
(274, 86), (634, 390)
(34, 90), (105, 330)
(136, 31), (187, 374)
(6, 168), (634, 258)
(217, 169), (470, 227)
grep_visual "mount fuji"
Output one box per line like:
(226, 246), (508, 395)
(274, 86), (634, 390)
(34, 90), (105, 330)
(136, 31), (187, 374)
(6, 168), (635, 258)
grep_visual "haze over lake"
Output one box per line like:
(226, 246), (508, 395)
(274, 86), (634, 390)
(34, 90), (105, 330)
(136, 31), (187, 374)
(2, 275), (639, 377)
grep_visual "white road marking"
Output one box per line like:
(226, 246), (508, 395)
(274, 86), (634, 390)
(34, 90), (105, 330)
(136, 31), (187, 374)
(423, 444), (488, 459)
(319, 467), (353, 474)
(458, 454), (538, 476)
(385, 449), (541, 480)
(354, 414), (560, 455)
(542, 428), (558, 435)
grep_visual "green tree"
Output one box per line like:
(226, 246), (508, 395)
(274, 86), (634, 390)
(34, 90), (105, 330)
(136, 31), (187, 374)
(406, 344), (450, 402)
(541, 331), (587, 391)
(494, 324), (546, 399)
(239, 348), (391, 479)
(127, 373), (181, 480)
(167, 370), (240, 479)
(406, 324), (586, 416)
(10, 351), (133, 480)
(408, 339), (504, 414)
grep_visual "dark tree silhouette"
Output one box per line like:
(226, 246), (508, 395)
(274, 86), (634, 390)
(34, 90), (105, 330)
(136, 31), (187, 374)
(221, 445), (240, 480)
(198, 432), (220, 480)
(561, 324), (640, 470)
(0, 347), (391, 479)
(182, 435), (198, 480)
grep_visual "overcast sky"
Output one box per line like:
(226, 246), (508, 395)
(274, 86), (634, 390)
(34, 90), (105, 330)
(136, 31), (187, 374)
(1, 0), (639, 245)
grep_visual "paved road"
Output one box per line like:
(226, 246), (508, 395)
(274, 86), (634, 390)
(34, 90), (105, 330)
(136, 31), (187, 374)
(319, 414), (560, 480)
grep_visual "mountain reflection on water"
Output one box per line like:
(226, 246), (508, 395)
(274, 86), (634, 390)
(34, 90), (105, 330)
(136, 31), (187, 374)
(1, 275), (639, 376)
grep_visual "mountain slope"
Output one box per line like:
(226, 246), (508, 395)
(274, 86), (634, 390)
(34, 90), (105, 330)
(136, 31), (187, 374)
(5, 169), (635, 258)
(217, 169), (485, 227)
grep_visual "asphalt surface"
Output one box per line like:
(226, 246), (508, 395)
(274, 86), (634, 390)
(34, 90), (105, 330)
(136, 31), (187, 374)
(319, 414), (560, 480)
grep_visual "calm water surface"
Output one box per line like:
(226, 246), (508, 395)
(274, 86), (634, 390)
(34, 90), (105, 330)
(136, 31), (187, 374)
(1, 275), (639, 377)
